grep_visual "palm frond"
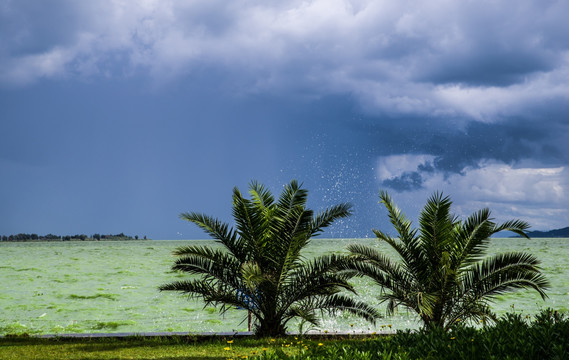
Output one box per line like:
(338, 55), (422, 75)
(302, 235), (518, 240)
(178, 212), (245, 260)
(159, 279), (245, 311)
(272, 209), (313, 287)
(346, 244), (410, 286)
(268, 182), (311, 260)
(241, 261), (265, 290)
(283, 254), (356, 296)
(492, 219), (531, 238)
(372, 229), (427, 287)
(379, 190), (414, 241)
(454, 208), (494, 268)
(275, 180), (308, 216)
(418, 192), (454, 261)
(377, 192), (429, 282)
(283, 306), (320, 328)
(171, 253), (242, 289)
(465, 252), (550, 300)
(310, 203), (352, 237)
(249, 180), (275, 210)
(444, 300), (495, 329)
(317, 294), (381, 324)
(232, 186), (268, 257)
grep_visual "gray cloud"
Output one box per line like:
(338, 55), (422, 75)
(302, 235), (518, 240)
(381, 171), (424, 191)
(2, 1), (568, 118)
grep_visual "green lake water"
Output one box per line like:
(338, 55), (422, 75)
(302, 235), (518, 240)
(1, 238), (568, 335)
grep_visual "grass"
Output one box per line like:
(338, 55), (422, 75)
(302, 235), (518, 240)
(0, 335), (335, 360)
(1, 310), (568, 359)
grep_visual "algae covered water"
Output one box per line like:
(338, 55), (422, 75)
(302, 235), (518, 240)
(1, 238), (568, 335)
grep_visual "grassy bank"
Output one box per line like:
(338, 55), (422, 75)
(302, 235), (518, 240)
(1, 310), (568, 359)
(0, 335), (332, 360)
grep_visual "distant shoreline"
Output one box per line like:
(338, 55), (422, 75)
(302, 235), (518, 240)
(0, 238), (151, 242)
(0, 233), (148, 242)
(511, 226), (569, 238)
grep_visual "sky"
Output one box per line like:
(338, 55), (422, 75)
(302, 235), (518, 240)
(1, 0), (568, 240)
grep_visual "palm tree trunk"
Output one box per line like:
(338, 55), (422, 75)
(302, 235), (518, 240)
(256, 317), (286, 337)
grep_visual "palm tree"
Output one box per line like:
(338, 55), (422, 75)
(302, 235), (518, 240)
(159, 180), (379, 336)
(344, 191), (549, 330)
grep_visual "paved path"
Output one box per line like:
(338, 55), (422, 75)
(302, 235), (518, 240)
(4, 330), (393, 339)
(36, 331), (253, 338)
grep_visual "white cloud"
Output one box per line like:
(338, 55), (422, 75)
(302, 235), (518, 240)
(386, 160), (569, 230)
(448, 163), (566, 204)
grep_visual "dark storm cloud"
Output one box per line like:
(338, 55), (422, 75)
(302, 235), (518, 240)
(345, 107), (568, 193)
(381, 161), (436, 191)
(429, 121), (556, 173)
(381, 171), (424, 191)
(1, 0), (567, 94)
(2, 0), (569, 237)
(409, 3), (569, 87)
(422, 51), (556, 87)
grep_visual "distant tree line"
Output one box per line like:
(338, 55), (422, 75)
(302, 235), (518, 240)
(0, 233), (147, 242)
